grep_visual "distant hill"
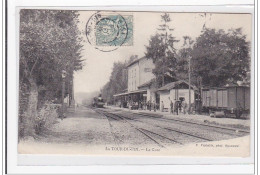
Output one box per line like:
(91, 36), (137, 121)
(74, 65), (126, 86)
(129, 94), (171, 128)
(74, 91), (100, 105)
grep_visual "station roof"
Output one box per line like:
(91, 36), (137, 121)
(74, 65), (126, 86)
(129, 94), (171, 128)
(137, 78), (155, 89)
(202, 85), (250, 90)
(157, 80), (198, 91)
(126, 56), (146, 68)
(113, 89), (147, 97)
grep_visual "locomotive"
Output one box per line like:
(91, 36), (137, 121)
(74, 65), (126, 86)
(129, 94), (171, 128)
(92, 96), (105, 108)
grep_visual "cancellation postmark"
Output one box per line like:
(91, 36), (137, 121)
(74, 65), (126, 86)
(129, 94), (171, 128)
(85, 11), (133, 52)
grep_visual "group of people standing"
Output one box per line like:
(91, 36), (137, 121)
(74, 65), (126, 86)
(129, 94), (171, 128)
(159, 99), (188, 115)
(125, 98), (189, 115)
(169, 99), (188, 115)
(145, 100), (159, 111)
(125, 100), (158, 111)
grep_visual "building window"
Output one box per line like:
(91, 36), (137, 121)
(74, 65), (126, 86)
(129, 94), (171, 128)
(144, 68), (152, 72)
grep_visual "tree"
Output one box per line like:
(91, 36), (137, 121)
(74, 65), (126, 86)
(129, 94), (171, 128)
(101, 55), (138, 103)
(101, 62), (128, 103)
(19, 9), (84, 138)
(176, 36), (194, 81)
(191, 28), (250, 87)
(145, 13), (179, 87)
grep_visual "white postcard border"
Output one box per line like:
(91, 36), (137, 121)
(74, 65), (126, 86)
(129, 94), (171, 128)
(6, 1), (256, 174)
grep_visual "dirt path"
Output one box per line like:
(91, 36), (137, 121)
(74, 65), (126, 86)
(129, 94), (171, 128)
(18, 107), (117, 154)
(38, 107), (114, 145)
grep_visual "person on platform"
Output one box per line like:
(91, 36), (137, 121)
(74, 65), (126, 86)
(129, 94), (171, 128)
(170, 100), (174, 114)
(143, 101), (146, 110)
(153, 101), (156, 112)
(183, 100), (188, 114)
(161, 101), (164, 112)
(178, 100), (182, 114)
(174, 99), (179, 115)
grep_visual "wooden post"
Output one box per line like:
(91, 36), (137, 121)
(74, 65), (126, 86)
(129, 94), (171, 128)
(71, 74), (75, 110)
(188, 56), (191, 114)
(61, 70), (66, 119)
(61, 80), (65, 119)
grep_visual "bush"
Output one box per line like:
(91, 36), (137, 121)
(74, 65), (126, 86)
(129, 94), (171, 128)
(18, 112), (26, 139)
(34, 102), (59, 135)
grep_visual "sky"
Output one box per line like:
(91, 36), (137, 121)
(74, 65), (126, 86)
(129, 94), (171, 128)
(74, 11), (252, 93)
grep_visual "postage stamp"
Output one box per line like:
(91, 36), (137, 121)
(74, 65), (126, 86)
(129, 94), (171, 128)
(86, 11), (133, 51)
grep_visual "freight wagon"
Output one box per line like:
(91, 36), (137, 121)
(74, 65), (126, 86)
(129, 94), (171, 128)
(201, 86), (250, 118)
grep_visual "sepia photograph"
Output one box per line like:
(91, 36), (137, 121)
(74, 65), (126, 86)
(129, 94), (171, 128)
(17, 9), (252, 157)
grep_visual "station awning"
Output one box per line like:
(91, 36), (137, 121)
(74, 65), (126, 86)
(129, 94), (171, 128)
(137, 79), (155, 89)
(113, 89), (147, 97)
(158, 80), (198, 91)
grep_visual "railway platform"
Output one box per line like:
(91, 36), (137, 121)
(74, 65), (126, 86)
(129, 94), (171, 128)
(18, 106), (116, 154)
(105, 106), (251, 131)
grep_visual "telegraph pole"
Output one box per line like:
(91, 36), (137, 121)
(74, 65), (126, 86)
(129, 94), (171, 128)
(71, 73), (75, 110)
(159, 13), (173, 87)
(163, 22), (168, 87)
(61, 70), (66, 119)
(183, 36), (193, 114)
(188, 56), (191, 114)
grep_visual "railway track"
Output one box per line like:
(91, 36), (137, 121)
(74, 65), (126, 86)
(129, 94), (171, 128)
(131, 112), (250, 136)
(119, 112), (215, 142)
(90, 107), (121, 146)
(96, 110), (239, 141)
(94, 108), (182, 148)
(94, 108), (215, 146)
(115, 108), (250, 139)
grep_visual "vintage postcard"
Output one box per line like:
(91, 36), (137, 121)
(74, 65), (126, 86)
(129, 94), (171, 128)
(17, 9), (252, 158)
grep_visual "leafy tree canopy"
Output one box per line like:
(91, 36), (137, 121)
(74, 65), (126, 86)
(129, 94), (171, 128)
(20, 9), (84, 101)
(175, 36), (194, 81)
(101, 55), (138, 103)
(191, 28), (250, 87)
(145, 13), (179, 87)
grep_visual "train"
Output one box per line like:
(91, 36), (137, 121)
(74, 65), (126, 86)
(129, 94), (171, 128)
(92, 96), (105, 108)
(201, 86), (250, 118)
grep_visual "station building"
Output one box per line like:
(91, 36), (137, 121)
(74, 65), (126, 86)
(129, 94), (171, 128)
(157, 80), (197, 111)
(113, 57), (155, 105)
(113, 56), (197, 111)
